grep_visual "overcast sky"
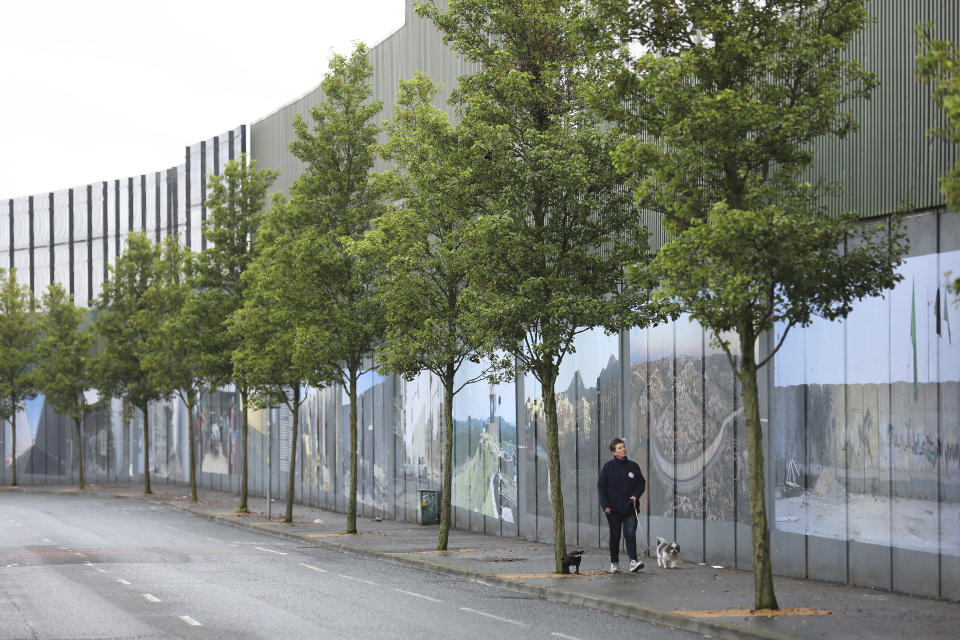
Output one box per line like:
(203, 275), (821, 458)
(0, 0), (405, 199)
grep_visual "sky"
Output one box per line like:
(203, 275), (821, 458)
(0, 0), (406, 199)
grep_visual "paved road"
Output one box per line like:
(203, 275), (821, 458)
(0, 492), (702, 639)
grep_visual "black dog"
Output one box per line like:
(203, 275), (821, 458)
(562, 548), (584, 574)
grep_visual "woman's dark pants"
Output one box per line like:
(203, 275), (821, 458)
(605, 510), (638, 563)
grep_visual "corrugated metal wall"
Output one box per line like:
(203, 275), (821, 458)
(811, 0), (959, 217)
(251, 0), (959, 228)
(250, 0), (477, 198)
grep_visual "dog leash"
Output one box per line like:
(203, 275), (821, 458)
(634, 498), (646, 557)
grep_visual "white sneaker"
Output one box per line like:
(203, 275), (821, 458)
(629, 559), (644, 572)
(609, 562), (619, 573)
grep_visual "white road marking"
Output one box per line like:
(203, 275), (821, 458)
(142, 594), (161, 603)
(394, 588), (441, 603)
(73, 552), (83, 556)
(254, 546), (287, 555)
(41, 538), (52, 543)
(117, 579), (131, 585)
(97, 568), (107, 573)
(299, 563), (327, 573)
(179, 615), (202, 626)
(460, 607), (528, 627)
(5, 564), (19, 567)
(337, 574), (378, 586)
(552, 633), (582, 640)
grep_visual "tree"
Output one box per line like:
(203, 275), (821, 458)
(93, 233), (165, 495)
(196, 154), (278, 512)
(142, 236), (213, 502)
(230, 196), (314, 524)
(587, 0), (908, 608)
(417, 0), (655, 572)
(916, 23), (960, 295)
(0, 268), (39, 487)
(278, 43), (385, 535)
(34, 284), (97, 489)
(359, 73), (490, 549)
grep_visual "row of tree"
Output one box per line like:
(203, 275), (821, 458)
(3, 1), (956, 610)
(0, 156), (277, 502)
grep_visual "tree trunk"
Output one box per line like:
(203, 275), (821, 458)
(739, 328), (778, 610)
(75, 418), (85, 490)
(284, 385), (300, 524)
(238, 388), (250, 513)
(188, 397), (197, 502)
(540, 361), (567, 572)
(346, 371), (359, 534)
(11, 415), (17, 487)
(438, 363), (455, 550)
(142, 402), (151, 495)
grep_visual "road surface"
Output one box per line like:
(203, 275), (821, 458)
(0, 492), (702, 639)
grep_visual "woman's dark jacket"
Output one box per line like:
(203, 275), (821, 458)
(597, 457), (646, 515)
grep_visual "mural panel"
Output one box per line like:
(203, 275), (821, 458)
(401, 372), (442, 521)
(556, 329), (619, 547)
(452, 361), (516, 533)
(774, 241), (960, 565)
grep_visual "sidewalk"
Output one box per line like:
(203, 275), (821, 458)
(7, 483), (957, 640)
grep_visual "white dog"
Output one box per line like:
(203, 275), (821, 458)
(656, 537), (681, 569)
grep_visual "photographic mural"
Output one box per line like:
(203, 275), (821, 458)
(630, 316), (748, 564)
(518, 329), (621, 546)
(773, 238), (960, 562)
(452, 362), (517, 532)
(197, 390), (238, 476)
(401, 371), (442, 519)
(3, 396), (53, 479)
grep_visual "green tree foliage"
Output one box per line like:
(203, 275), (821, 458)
(93, 233), (165, 495)
(587, 0), (907, 608)
(195, 154), (278, 512)
(0, 268), (39, 487)
(231, 195), (315, 524)
(916, 23), (960, 295)
(277, 43), (385, 535)
(417, 0), (655, 572)
(361, 73), (490, 549)
(142, 236), (213, 502)
(34, 284), (97, 489)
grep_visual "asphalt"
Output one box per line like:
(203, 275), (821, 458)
(3, 483), (956, 640)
